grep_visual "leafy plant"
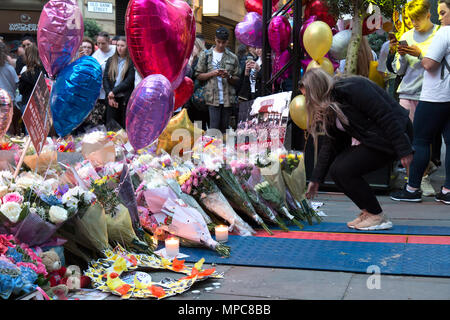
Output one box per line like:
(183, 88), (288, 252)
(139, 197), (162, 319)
(84, 18), (102, 39)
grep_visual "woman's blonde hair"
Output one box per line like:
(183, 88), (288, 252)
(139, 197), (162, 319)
(406, 0), (431, 21)
(356, 36), (374, 78)
(299, 68), (349, 139)
(108, 36), (132, 83)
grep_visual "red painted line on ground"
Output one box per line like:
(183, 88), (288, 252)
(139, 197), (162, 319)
(253, 230), (450, 245)
(253, 230), (407, 243)
(407, 236), (450, 245)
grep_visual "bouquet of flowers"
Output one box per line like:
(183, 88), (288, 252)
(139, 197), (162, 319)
(177, 165), (255, 236)
(281, 152), (322, 225)
(56, 139), (75, 153)
(231, 161), (289, 231)
(255, 149), (288, 205)
(214, 163), (273, 235)
(0, 172), (82, 247)
(254, 180), (304, 229)
(89, 171), (153, 255)
(0, 234), (48, 299)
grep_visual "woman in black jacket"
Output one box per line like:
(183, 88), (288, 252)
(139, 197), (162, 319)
(238, 48), (262, 101)
(18, 43), (46, 111)
(302, 68), (414, 231)
(103, 36), (135, 129)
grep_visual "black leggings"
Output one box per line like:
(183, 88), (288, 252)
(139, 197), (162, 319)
(329, 144), (395, 215)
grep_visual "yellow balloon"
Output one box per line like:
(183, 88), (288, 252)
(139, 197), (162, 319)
(306, 57), (335, 75)
(303, 21), (333, 61)
(289, 95), (308, 130)
(156, 108), (202, 155)
(368, 61), (385, 88)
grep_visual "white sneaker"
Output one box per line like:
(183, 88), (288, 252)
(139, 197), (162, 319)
(421, 175), (436, 197)
(354, 213), (393, 231)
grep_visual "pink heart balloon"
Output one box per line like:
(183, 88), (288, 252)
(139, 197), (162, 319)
(235, 12), (263, 48)
(268, 15), (291, 54)
(272, 49), (291, 84)
(126, 0), (196, 88)
(37, 0), (84, 79)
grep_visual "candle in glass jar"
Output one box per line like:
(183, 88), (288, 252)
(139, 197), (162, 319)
(215, 225), (228, 242)
(165, 237), (179, 258)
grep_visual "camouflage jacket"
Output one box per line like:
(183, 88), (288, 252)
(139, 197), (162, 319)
(194, 47), (241, 107)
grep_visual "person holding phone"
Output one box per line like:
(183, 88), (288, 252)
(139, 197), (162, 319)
(195, 27), (240, 133)
(391, 0), (439, 123)
(239, 48), (262, 101)
(390, 0), (440, 196)
(391, 0), (450, 205)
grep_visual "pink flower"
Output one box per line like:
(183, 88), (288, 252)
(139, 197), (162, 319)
(3, 192), (23, 204)
(186, 185), (192, 194)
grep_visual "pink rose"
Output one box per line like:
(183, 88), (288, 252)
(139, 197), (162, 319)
(3, 192), (23, 204)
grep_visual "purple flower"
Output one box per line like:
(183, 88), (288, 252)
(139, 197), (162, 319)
(56, 184), (69, 196)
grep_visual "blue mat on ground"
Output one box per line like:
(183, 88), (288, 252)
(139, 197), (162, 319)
(270, 222), (450, 236)
(178, 235), (450, 277)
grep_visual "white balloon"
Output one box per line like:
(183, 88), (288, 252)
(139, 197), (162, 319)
(329, 29), (352, 61)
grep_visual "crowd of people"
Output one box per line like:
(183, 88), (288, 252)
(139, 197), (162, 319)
(0, 0), (447, 232)
(305, 0), (450, 232)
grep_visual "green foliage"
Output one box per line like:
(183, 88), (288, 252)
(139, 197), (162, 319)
(324, 0), (407, 19)
(368, 32), (387, 55)
(84, 18), (102, 39)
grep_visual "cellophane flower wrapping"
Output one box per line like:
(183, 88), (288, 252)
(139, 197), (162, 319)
(281, 152), (322, 224)
(57, 203), (111, 261)
(255, 149), (288, 205)
(80, 129), (116, 168)
(200, 188), (255, 236)
(105, 203), (152, 255)
(163, 198), (230, 257)
(280, 152), (306, 204)
(23, 144), (58, 175)
(176, 160), (255, 236)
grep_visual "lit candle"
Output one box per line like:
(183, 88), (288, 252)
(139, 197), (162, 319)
(165, 237), (179, 258)
(215, 225), (228, 243)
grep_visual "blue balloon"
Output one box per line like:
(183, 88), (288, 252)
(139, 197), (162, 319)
(50, 56), (102, 137)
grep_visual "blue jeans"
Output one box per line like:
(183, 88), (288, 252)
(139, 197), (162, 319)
(408, 101), (450, 189)
(208, 105), (232, 133)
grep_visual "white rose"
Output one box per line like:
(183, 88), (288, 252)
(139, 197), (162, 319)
(0, 202), (22, 223)
(49, 206), (68, 224)
(15, 177), (36, 190)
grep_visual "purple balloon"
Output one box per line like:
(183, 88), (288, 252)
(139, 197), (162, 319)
(272, 49), (291, 84)
(268, 15), (291, 54)
(37, 0), (84, 79)
(126, 74), (174, 151)
(235, 12), (263, 48)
